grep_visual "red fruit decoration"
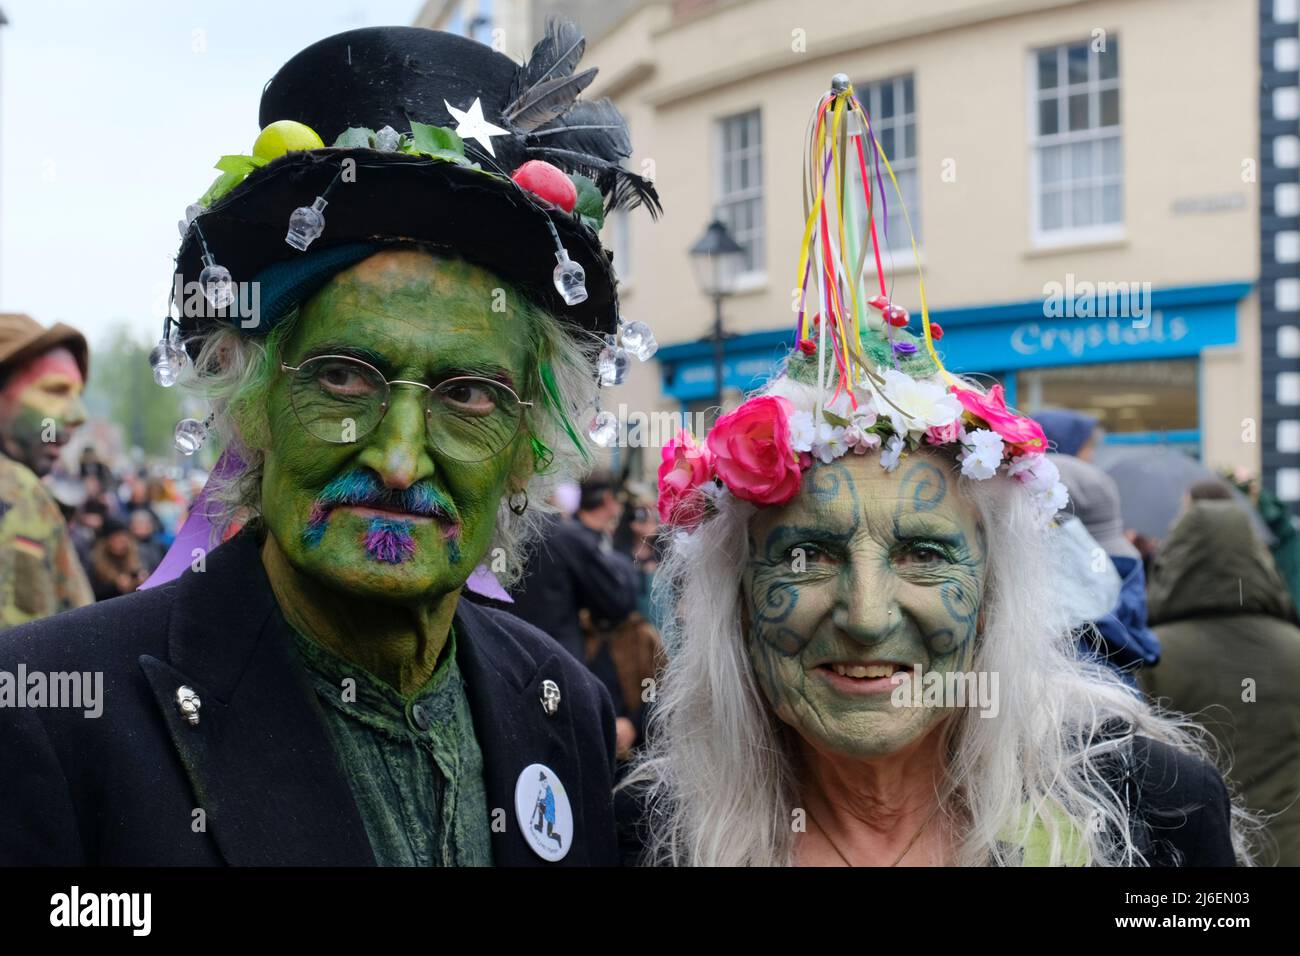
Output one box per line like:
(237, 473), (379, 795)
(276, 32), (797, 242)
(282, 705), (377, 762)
(867, 294), (910, 328)
(511, 160), (578, 212)
(797, 339), (817, 355)
(929, 322), (945, 341)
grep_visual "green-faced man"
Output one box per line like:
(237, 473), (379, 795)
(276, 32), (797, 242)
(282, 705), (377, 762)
(0, 22), (659, 866)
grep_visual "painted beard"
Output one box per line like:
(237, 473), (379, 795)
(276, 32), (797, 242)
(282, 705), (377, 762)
(302, 468), (462, 565)
(363, 516), (417, 564)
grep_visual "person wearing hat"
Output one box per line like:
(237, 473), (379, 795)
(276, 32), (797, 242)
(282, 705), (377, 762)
(0, 312), (93, 627)
(1034, 408), (1101, 460)
(0, 21), (659, 866)
(1049, 452), (1161, 685)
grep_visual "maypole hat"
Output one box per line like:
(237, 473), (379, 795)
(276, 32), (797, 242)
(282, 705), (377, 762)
(654, 74), (1068, 533)
(0, 313), (89, 381)
(171, 21), (659, 345)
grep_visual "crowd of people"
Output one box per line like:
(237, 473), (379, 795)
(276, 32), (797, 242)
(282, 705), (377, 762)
(63, 454), (197, 602)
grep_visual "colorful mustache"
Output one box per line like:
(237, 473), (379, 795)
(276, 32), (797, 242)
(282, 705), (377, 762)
(301, 469), (462, 563)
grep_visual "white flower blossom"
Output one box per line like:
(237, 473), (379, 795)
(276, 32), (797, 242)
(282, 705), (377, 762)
(880, 369), (962, 436)
(811, 422), (848, 463)
(850, 396), (879, 430)
(1027, 480), (1070, 528)
(844, 426), (881, 454)
(958, 428), (1004, 480)
(880, 434), (905, 472)
(787, 410), (816, 453)
(1007, 454), (1060, 495)
(1040, 480), (1069, 513)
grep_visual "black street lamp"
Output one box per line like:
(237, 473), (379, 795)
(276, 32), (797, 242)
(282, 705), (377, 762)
(688, 218), (745, 413)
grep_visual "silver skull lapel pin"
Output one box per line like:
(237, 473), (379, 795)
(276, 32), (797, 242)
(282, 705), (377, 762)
(175, 685), (202, 726)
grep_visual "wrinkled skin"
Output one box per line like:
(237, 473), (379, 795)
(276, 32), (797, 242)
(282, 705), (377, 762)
(0, 347), (86, 476)
(258, 249), (533, 606)
(742, 450), (988, 760)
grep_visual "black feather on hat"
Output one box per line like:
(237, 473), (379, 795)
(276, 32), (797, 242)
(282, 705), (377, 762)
(173, 21), (659, 341)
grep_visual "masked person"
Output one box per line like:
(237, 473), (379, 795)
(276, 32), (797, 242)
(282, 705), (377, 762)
(620, 76), (1245, 867)
(0, 22), (659, 866)
(0, 313), (93, 627)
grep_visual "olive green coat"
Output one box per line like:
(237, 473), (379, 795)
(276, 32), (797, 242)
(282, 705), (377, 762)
(1141, 501), (1300, 865)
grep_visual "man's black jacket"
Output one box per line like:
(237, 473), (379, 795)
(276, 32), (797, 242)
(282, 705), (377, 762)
(0, 531), (619, 866)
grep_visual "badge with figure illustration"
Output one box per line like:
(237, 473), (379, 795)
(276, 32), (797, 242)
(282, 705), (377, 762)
(514, 763), (572, 862)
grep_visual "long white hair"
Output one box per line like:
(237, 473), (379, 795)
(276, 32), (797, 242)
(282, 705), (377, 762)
(625, 375), (1256, 866)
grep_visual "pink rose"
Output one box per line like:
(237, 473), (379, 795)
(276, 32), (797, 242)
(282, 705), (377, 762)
(706, 396), (803, 505)
(657, 430), (714, 528)
(924, 420), (962, 445)
(950, 383), (1047, 456)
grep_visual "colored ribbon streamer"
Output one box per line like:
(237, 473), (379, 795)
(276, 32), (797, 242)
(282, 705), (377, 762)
(791, 82), (954, 392)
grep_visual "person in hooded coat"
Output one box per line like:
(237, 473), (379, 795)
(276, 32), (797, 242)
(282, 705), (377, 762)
(1140, 500), (1300, 865)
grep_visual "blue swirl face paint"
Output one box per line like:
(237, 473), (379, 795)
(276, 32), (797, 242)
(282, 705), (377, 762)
(741, 449), (989, 760)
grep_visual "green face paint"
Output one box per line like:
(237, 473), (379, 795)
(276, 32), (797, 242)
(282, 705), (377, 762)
(257, 249), (534, 603)
(0, 347), (87, 476)
(742, 450), (988, 760)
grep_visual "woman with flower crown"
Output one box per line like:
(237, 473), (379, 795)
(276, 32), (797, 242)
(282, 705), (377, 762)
(620, 76), (1250, 867)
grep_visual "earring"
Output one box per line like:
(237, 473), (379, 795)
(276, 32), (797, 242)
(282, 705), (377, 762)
(508, 490), (529, 516)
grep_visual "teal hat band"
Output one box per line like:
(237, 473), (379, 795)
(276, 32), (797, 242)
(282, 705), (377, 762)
(237, 241), (382, 334)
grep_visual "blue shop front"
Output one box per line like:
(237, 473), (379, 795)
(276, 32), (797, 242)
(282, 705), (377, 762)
(656, 282), (1252, 457)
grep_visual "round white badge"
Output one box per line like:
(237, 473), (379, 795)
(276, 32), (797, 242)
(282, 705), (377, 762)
(514, 763), (573, 862)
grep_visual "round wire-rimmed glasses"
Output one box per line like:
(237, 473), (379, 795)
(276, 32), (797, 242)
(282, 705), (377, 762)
(280, 353), (533, 463)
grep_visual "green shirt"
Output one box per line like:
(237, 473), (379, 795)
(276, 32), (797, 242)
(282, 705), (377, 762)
(291, 626), (494, 866)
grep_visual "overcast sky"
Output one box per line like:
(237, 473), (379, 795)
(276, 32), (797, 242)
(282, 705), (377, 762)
(0, 0), (422, 347)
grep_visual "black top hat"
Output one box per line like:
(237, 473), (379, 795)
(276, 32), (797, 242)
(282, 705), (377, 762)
(174, 22), (659, 340)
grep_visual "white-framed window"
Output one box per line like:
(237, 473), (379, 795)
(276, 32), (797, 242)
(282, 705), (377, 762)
(1029, 37), (1122, 243)
(714, 109), (764, 278)
(852, 74), (919, 251)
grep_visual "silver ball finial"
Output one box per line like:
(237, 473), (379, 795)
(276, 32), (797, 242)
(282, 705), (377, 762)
(831, 73), (851, 93)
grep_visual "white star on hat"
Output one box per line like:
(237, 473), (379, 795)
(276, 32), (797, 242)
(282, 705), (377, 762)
(444, 97), (509, 157)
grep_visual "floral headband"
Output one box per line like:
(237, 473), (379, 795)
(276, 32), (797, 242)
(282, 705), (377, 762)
(656, 367), (1067, 532)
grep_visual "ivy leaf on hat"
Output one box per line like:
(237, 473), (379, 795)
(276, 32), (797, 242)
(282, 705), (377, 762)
(407, 121), (469, 164)
(571, 173), (604, 230)
(199, 154), (269, 207)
